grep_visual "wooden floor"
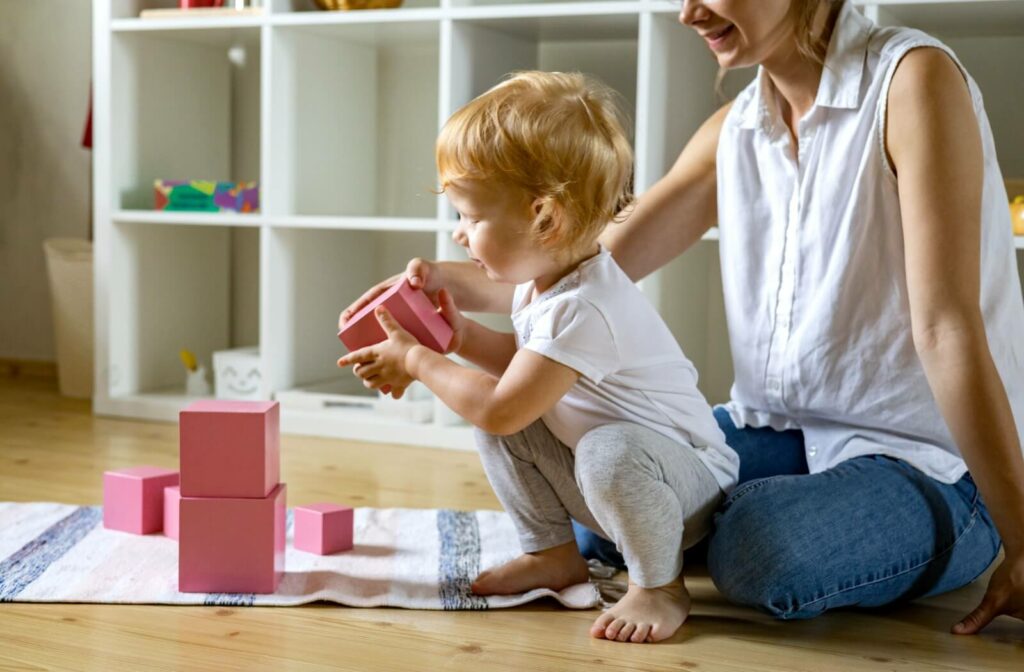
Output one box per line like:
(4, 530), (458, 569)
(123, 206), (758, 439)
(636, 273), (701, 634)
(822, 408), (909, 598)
(0, 376), (1020, 671)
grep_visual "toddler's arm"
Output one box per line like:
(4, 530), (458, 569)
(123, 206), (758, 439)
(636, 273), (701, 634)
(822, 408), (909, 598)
(338, 306), (577, 435)
(407, 343), (578, 436)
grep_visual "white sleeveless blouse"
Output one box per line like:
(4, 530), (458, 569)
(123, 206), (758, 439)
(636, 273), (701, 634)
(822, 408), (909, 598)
(716, 1), (1024, 483)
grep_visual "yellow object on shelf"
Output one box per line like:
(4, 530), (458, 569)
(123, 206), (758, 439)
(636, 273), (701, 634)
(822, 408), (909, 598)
(179, 349), (198, 373)
(1011, 196), (1024, 236)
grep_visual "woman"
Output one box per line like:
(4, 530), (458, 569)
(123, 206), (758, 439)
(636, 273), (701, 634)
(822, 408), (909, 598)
(342, 0), (1024, 638)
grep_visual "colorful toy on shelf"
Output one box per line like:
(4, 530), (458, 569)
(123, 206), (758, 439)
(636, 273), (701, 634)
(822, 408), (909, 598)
(294, 503), (354, 555)
(1011, 196), (1024, 236)
(178, 400), (285, 594)
(154, 180), (259, 213)
(102, 466), (180, 535)
(338, 279), (453, 354)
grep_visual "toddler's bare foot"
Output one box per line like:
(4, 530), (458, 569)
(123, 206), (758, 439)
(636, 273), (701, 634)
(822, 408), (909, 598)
(590, 577), (691, 643)
(471, 541), (590, 595)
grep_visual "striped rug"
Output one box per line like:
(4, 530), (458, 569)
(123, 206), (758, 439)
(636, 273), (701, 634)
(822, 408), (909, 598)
(0, 502), (600, 609)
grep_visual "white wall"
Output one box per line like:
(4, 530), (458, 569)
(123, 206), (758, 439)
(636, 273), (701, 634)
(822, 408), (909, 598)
(0, 0), (92, 361)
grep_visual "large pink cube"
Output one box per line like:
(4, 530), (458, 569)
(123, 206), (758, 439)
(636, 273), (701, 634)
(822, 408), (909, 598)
(102, 466), (180, 534)
(338, 279), (453, 354)
(179, 400), (279, 498)
(179, 483), (287, 594)
(163, 486), (181, 540)
(294, 503), (354, 555)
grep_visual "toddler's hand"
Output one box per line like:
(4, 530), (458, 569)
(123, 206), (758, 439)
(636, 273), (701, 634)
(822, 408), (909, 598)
(337, 307), (418, 399)
(338, 258), (441, 329)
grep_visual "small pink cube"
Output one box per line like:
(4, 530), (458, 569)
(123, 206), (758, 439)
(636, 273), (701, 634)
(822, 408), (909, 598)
(102, 466), (180, 535)
(179, 400), (279, 499)
(164, 486), (181, 540)
(338, 279), (453, 354)
(294, 503), (354, 555)
(179, 483), (287, 594)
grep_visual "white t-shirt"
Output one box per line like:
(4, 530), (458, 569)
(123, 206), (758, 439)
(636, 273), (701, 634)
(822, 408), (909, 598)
(512, 247), (739, 492)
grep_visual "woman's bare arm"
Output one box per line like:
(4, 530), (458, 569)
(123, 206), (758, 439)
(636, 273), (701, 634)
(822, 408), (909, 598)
(601, 103), (731, 282)
(888, 47), (1024, 634)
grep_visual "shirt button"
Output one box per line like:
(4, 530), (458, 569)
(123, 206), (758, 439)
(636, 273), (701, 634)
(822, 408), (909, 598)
(767, 379), (781, 392)
(808, 445), (818, 457)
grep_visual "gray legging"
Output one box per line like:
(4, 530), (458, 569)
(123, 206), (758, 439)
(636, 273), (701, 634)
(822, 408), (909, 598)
(475, 419), (722, 588)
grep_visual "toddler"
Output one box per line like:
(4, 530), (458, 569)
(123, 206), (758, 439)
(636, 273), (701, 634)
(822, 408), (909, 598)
(338, 71), (738, 644)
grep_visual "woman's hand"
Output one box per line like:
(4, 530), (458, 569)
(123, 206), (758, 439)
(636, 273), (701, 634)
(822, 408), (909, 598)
(336, 308), (420, 399)
(953, 549), (1024, 634)
(338, 257), (442, 329)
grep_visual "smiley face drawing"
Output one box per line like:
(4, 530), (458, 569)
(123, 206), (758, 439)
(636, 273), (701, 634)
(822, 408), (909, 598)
(219, 365), (261, 397)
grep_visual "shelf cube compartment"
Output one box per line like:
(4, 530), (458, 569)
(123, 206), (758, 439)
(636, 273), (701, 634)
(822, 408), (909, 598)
(264, 227), (439, 407)
(179, 400), (280, 498)
(107, 222), (261, 404)
(111, 27), (261, 210)
(103, 466), (180, 534)
(270, 22), (440, 218)
(294, 503), (354, 555)
(179, 483), (287, 594)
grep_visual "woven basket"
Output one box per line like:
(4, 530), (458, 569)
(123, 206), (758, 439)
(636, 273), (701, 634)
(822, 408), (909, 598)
(313, 0), (403, 9)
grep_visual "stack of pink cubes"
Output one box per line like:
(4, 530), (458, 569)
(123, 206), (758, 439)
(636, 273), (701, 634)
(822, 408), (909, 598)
(177, 400), (286, 594)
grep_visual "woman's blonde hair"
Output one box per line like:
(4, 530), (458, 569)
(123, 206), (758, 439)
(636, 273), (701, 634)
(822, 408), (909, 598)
(791, 0), (845, 64)
(436, 71), (634, 255)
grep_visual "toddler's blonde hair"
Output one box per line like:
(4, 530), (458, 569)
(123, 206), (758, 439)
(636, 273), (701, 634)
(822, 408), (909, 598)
(436, 71), (633, 255)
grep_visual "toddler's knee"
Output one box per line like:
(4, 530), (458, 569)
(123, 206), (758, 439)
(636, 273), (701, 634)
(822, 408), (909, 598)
(574, 423), (641, 493)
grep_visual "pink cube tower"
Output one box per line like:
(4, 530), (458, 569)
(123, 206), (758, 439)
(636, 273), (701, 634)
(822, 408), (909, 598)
(338, 279), (453, 354)
(294, 503), (354, 555)
(178, 400), (286, 594)
(163, 486), (181, 540)
(179, 400), (279, 498)
(103, 466), (179, 535)
(179, 484), (287, 594)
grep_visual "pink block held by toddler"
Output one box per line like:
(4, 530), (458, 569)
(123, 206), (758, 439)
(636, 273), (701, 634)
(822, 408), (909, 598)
(178, 483), (287, 594)
(163, 486), (181, 540)
(338, 279), (453, 354)
(179, 400), (279, 498)
(294, 503), (354, 555)
(102, 466), (180, 535)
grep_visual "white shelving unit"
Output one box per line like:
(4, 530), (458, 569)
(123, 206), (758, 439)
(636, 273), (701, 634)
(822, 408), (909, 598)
(93, 0), (1024, 451)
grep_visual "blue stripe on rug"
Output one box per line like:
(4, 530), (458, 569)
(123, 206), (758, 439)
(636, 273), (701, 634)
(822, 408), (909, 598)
(0, 506), (103, 601)
(437, 509), (488, 611)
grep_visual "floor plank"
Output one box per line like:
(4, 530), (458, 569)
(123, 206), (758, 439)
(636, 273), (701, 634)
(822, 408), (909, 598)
(0, 376), (1020, 671)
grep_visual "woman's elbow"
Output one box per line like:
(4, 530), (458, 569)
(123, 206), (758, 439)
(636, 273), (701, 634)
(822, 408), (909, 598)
(911, 312), (987, 358)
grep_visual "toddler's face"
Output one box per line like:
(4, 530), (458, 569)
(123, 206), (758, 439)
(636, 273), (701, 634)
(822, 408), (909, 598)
(678, 0), (794, 70)
(447, 180), (553, 285)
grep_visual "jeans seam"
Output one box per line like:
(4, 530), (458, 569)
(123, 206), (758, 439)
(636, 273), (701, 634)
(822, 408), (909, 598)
(724, 477), (774, 506)
(794, 501), (983, 614)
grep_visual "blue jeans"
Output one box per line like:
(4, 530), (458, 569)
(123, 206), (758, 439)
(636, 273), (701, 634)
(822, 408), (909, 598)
(573, 407), (1002, 619)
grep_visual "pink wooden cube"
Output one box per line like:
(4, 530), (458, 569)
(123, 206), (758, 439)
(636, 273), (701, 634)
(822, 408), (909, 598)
(163, 486), (181, 540)
(178, 483), (287, 594)
(294, 503), (354, 555)
(338, 279), (453, 354)
(102, 466), (179, 535)
(179, 400), (279, 498)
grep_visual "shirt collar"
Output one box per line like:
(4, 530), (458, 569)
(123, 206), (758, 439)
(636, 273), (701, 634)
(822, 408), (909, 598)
(737, 2), (873, 131)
